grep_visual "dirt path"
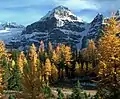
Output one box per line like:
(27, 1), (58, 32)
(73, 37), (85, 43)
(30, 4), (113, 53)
(51, 87), (97, 97)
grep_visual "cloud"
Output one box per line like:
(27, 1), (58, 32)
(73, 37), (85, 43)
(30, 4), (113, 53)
(0, 0), (120, 25)
(53, 0), (98, 10)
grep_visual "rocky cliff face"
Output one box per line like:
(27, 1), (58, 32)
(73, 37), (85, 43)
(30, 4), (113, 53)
(81, 14), (103, 48)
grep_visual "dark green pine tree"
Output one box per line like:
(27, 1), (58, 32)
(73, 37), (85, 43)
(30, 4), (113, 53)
(96, 28), (104, 42)
(69, 80), (89, 99)
(42, 86), (54, 98)
(57, 88), (64, 99)
(81, 36), (89, 49)
(7, 50), (22, 91)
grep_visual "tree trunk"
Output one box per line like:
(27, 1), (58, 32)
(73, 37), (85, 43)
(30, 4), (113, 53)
(85, 61), (88, 71)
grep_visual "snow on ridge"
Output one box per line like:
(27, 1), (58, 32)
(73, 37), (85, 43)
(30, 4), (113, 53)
(40, 6), (83, 22)
(0, 25), (24, 44)
(0, 30), (9, 33)
(59, 29), (80, 35)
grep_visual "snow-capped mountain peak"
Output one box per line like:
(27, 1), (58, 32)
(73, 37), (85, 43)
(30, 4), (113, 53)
(40, 5), (83, 23)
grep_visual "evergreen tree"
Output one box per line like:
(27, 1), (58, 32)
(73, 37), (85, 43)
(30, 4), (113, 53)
(68, 80), (89, 99)
(57, 88), (64, 99)
(7, 50), (22, 91)
(7, 59), (22, 91)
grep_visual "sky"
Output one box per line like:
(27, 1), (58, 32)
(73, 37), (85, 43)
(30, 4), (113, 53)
(0, 0), (119, 26)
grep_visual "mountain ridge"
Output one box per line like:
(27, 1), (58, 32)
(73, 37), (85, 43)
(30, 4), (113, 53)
(0, 6), (110, 50)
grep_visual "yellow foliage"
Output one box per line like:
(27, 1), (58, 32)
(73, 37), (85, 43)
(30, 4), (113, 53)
(0, 68), (4, 98)
(17, 51), (26, 73)
(64, 46), (72, 64)
(98, 16), (120, 87)
(20, 44), (44, 99)
(52, 50), (60, 64)
(51, 63), (58, 81)
(0, 41), (7, 63)
(28, 44), (38, 73)
(44, 58), (51, 76)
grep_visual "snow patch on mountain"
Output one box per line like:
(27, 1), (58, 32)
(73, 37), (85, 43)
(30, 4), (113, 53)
(40, 6), (83, 27)
(0, 22), (25, 44)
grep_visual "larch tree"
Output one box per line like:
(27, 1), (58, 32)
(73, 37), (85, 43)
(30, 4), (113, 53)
(52, 44), (72, 79)
(44, 58), (51, 86)
(98, 16), (120, 99)
(0, 41), (7, 68)
(28, 43), (38, 73)
(52, 45), (62, 79)
(19, 44), (45, 99)
(52, 50), (59, 64)
(87, 39), (98, 68)
(39, 40), (45, 52)
(52, 50), (61, 79)
(63, 46), (72, 78)
(51, 63), (58, 82)
(17, 51), (26, 73)
(48, 42), (53, 60)
(81, 48), (89, 71)
(0, 68), (4, 98)
(0, 41), (6, 59)
(64, 46), (72, 65)
(59, 44), (66, 78)
(39, 41), (46, 64)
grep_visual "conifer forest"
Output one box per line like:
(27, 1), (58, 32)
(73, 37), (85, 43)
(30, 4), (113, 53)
(0, 16), (120, 99)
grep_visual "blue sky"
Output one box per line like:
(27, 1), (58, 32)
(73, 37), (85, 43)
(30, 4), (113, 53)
(0, 0), (119, 26)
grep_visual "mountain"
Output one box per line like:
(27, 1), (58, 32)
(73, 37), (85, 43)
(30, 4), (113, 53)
(0, 22), (25, 45)
(81, 14), (103, 48)
(3, 6), (104, 50)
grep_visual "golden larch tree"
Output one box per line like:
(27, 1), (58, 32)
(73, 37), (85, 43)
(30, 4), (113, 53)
(64, 46), (72, 65)
(44, 58), (51, 86)
(19, 44), (44, 99)
(17, 51), (26, 73)
(0, 68), (4, 98)
(51, 63), (58, 82)
(28, 43), (38, 73)
(87, 39), (98, 68)
(98, 16), (120, 98)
